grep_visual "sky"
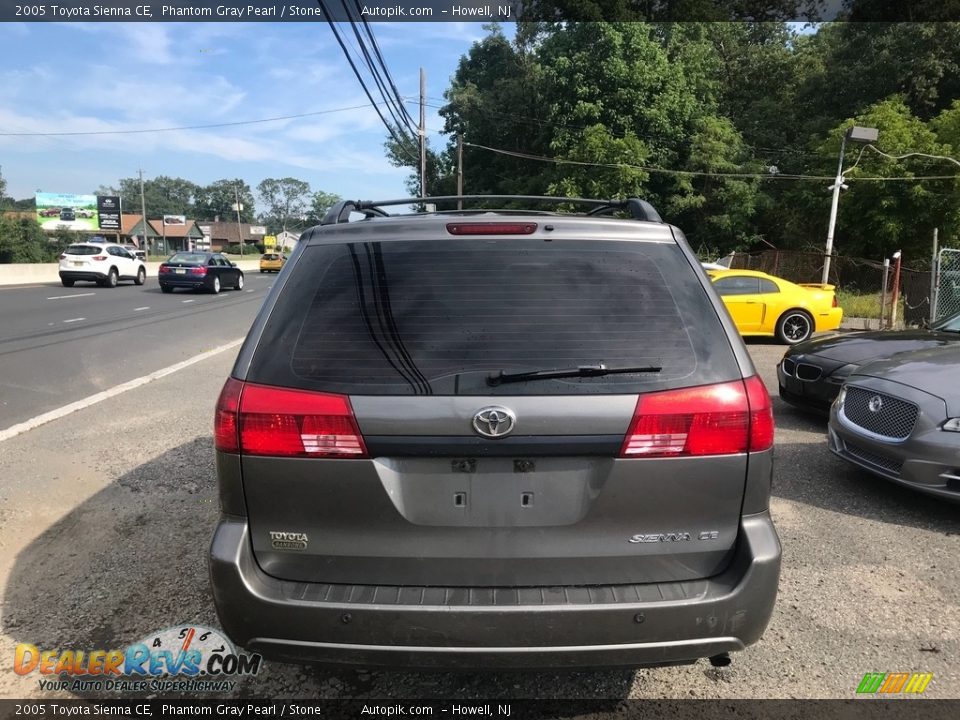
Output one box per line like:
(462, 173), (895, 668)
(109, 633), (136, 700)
(0, 21), (489, 205)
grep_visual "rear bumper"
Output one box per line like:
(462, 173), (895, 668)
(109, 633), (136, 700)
(208, 512), (781, 670)
(59, 270), (107, 281)
(159, 276), (207, 289)
(814, 307), (843, 332)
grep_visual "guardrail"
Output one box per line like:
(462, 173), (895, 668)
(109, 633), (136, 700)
(0, 260), (263, 287)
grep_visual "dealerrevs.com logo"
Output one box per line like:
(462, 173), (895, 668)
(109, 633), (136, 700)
(14, 625), (261, 693)
(856, 672), (933, 696)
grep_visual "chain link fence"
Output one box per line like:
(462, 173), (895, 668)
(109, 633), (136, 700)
(934, 248), (960, 322)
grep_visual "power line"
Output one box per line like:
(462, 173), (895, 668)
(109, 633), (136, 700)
(415, 97), (838, 160)
(341, 0), (417, 138)
(318, 6), (419, 164)
(0, 103), (392, 137)
(354, 0), (419, 132)
(464, 141), (960, 182)
(845, 143), (960, 175)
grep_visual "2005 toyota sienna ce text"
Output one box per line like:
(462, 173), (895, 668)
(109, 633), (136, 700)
(209, 196), (781, 670)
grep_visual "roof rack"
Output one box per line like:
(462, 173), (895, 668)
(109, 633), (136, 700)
(320, 195), (663, 225)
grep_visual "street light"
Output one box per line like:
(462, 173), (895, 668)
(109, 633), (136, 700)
(822, 125), (879, 284)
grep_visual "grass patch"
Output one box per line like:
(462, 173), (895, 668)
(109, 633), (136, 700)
(836, 289), (903, 320)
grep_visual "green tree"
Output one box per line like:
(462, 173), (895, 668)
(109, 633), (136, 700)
(304, 191), (344, 225)
(194, 179), (255, 223)
(98, 176), (198, 218)
(800, 97), (958, 260)
(257, 177), (312, 234)
(0, 216), (56, 263)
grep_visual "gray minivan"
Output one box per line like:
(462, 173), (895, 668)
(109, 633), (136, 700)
(209, 196), (781, 670)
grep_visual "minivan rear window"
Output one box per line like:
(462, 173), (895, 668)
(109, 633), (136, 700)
(248, 239), (740, 395)
(65, 245), (102, 256)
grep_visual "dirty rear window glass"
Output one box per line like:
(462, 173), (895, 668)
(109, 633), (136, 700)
(248, 239), (739, 395)
(65, 245), (102, 256)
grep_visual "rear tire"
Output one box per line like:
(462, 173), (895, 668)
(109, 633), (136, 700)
(61, 278), (75, 287)
(235, 273), (244, 290)
(104, 268), (118, 288)
(776, 310), (813, 344)
(161, 285), (174, 294)
(211, 275), (221, 294)
(134, 267), (146, 286)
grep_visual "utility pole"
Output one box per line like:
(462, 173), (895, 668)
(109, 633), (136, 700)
(457, 132), (463, 210)
(234, 183), (244, 256)
(419, 67), (427, 200)
(889, 251), (902, 329)
(930, 228), (940, 325)
(139, 169), (149, 258)
(822, 126), (879, 284)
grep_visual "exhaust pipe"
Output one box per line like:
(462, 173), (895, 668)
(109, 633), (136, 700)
(709, 653), (732, 667)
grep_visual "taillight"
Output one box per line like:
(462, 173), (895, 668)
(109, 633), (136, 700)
(744, 374), (775, 451)
(620, 377), (773, 458)
(446, 222), (537, 235)
(92, 255), (107, 261)
(189, 267), (207, 276)
(214, 380), (367, 459)
(832, 295), (838, 308)
(159, 265), (171, 274)
(59, 254), (66, 260)
(214, 378), (242, 453)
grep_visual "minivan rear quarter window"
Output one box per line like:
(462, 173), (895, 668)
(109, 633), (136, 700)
(248, 239), (740, 395)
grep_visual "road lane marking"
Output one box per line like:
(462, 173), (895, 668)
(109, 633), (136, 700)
(245, 290), (254, 293)
(182, 299), (195, 303)
(63, 317), (85, 323)
(47, 293), (96, 300)
(0, 338), (245, 444)
(0, 285), (45, 290)
(134, 306), (150, 311)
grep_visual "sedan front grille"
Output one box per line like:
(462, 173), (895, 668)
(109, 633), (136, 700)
(781, 358), (796, 376)
(842, 387), (918, 440)
(796, 363), (822, 381)
(845, 442), (903, 475)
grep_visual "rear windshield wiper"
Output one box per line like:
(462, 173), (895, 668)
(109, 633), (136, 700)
(487, 363), (662, 386)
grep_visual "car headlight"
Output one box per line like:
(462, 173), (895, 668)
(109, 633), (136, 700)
(836, 386), (847, 407)
(942, 418), (960, 432)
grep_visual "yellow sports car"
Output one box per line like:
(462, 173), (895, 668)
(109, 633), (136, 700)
(707, 269), (843, 344)
(259, 253), (285, 273)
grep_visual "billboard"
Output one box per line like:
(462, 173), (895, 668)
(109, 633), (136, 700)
(97, 196), (121, 231)
(36, 192), (100, 231)
(163, 215), (186, 225)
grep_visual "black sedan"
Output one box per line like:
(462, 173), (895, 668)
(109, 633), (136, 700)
(777, 311), (960, 413)
(158, 252), (244, 294)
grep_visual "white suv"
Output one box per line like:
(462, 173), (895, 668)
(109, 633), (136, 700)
(58, 243), (147, 288)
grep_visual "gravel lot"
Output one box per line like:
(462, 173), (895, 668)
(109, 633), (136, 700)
(1, 338), (958, 703)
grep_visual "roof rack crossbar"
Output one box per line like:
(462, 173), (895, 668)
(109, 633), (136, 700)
(321, 196), (662, 224)
(320, 200), (390, 225)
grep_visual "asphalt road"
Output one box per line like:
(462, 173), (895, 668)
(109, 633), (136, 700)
(0, 331), (957, 704)
(0, 273), (275, 432)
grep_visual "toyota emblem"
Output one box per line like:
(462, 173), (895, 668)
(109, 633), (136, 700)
(868, 395), (884, 413)
(472, 407), (517, 438)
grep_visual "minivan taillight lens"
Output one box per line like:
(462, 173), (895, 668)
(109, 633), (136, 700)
(744, 374), (775, 451)
(620, 377), (773, 458)
(214, 380), (367, 458)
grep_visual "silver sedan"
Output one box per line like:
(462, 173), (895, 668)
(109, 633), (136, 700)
(828, 344), (960, 502)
